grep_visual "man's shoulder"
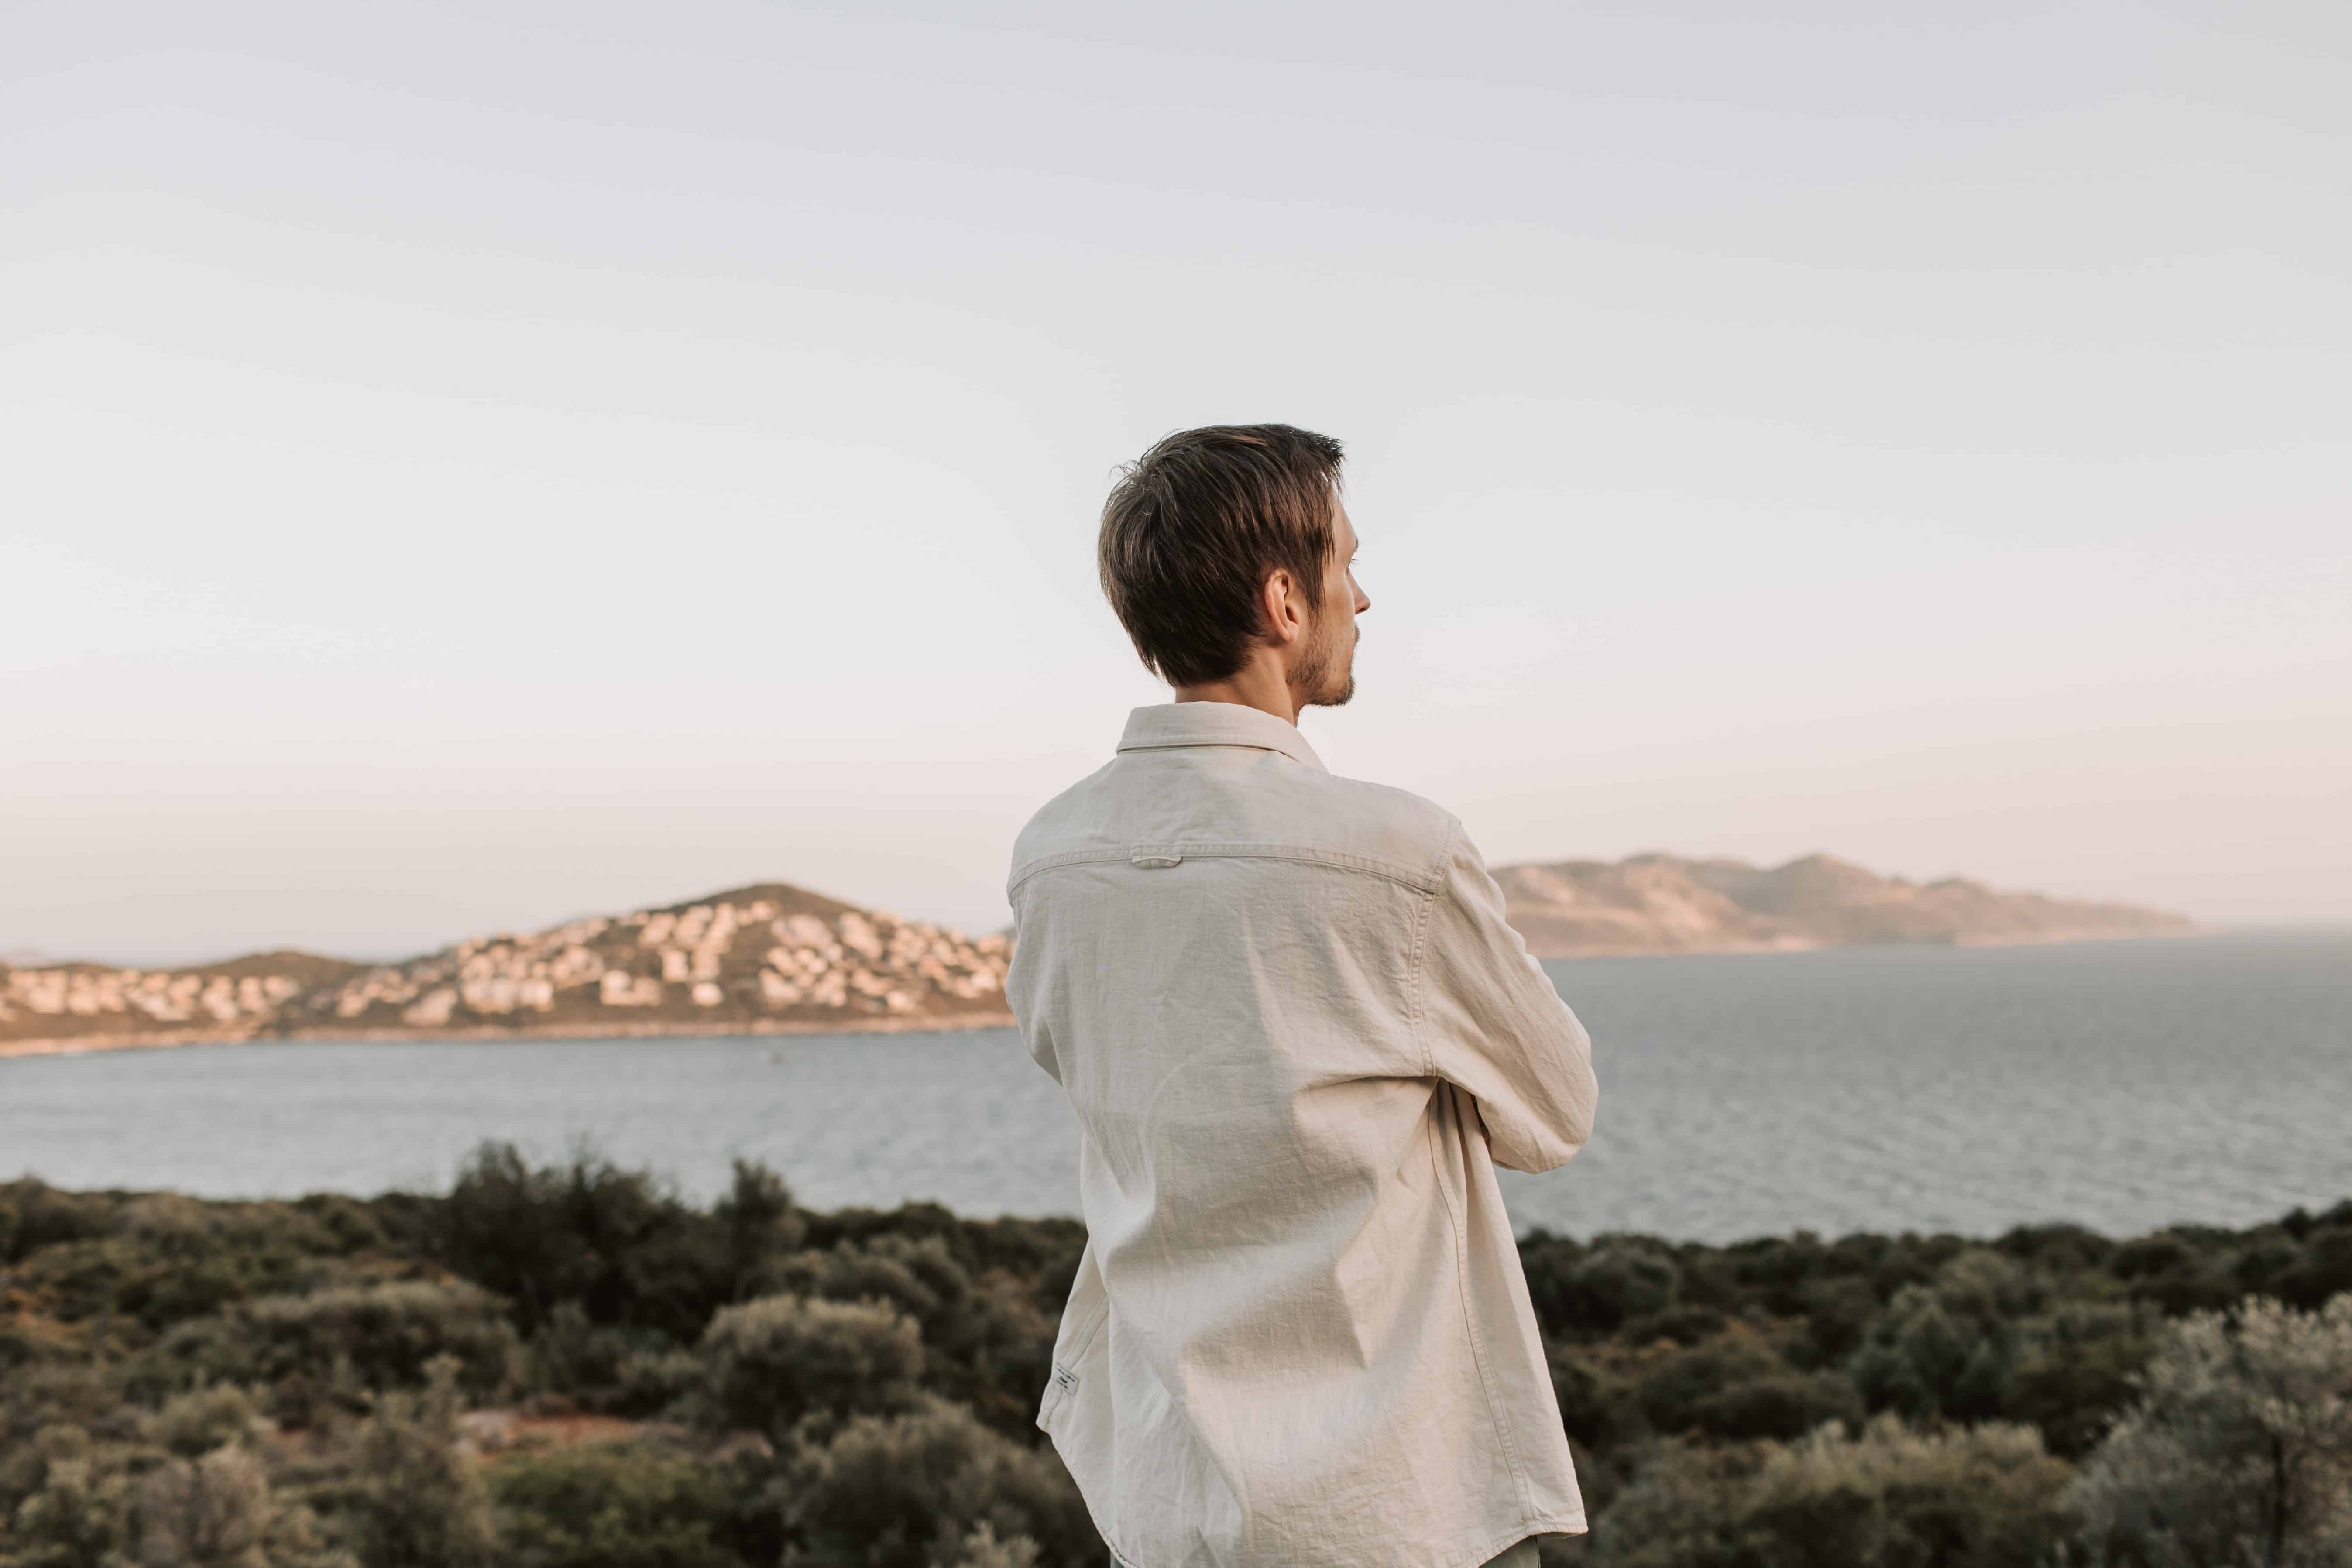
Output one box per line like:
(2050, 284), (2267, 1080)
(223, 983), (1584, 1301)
(1007, 754), (1459, 892)
(1311, 770), (1461, 866)
(1008, 759), (1122, 866)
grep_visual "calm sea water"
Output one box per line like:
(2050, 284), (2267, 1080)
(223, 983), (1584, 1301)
(5, 932), (2345, 1243)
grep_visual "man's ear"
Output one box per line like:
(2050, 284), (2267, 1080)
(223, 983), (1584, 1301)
(1261, 568), (1302, 646)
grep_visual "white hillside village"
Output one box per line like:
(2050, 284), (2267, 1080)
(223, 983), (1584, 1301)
(0, 885), (1013, 1051)
(334, 897), (1007, 1027)
(0, 968), (301, 1026)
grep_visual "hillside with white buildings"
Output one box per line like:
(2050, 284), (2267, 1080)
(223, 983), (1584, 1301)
(0, 882), (1012, 1055)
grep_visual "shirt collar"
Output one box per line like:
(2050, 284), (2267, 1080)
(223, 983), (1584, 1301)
(1116, 702), (1329, 774)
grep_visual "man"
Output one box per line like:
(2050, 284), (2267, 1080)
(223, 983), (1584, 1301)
(1006, 425), (1598, 1568)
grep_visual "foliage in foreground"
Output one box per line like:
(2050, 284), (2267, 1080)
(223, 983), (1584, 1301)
(1, 1144), (2347, 1568)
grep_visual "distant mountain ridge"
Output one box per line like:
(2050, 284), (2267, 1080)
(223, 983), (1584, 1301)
(0, 856), (2193, 1055)
(1493, 852), (2193, 957)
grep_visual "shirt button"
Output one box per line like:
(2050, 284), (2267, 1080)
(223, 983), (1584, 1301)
(1130, 852), (1183, 869)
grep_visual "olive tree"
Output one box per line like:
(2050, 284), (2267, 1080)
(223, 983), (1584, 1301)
(2070, 1294), (2352, 1568)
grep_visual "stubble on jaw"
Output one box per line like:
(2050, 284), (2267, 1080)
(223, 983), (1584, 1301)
(1294, 614), (1357, 710)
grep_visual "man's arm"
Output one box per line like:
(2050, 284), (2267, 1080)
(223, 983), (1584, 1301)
(1417, 819), (1598, 1173)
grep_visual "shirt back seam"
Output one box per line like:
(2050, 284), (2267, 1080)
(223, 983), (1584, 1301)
(1007, 842), (1442, 898)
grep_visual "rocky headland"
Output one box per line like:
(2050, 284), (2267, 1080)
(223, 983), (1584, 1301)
(1493, 851), (2194, 958)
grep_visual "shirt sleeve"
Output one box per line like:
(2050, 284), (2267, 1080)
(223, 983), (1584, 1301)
(1417, 818), (1599, 1173)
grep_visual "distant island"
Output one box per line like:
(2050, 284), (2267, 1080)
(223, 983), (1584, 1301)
(1494, 851), (2193, 958)
(0, 855), (2191, 1055)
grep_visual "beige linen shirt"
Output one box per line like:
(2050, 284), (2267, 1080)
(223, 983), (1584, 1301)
(1006, 702), (1599, 1568)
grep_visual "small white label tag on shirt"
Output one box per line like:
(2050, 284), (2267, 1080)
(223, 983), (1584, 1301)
(1052, 1362), (1080, 1394)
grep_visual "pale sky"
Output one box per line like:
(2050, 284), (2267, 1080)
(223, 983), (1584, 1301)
(5, 0), (2348, 964)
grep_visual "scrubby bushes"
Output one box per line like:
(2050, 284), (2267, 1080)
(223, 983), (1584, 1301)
(2, 1146), (2346, 1568)
(489, 1444), (773, 1568)
(698, 1294), (925, 1435)
(437, 1146), (800, 1342)
(158, 1280), (521, 1405)
(2070, 1294), (2352, 1567)
(0, 1180), (110, 1265)
(522, 1300), (701, 1420)
(0, 1145), (1092, 1568)
(1588, 1414), (2077, 1568)
(2, 1424), (137, 1568)
(134, 1440), (351, 1568)
(335, 1356), (499, 1568)
(771, 1399), (1093, 1568)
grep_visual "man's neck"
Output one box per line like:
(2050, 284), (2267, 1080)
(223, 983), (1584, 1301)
(1171, 652), (1300, 726)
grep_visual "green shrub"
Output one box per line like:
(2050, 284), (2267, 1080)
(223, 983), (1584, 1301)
(147, 1387), (261, 1460)
(1700, 1232), (1836, 1318)
(7, 1197), (347, 1338)
(1847, 1249), (2039, 1424)
(1632, 1335), (1862, 1444)
(2274, 1224), (2352, 1312)
(0, 1369), (120, 1469)
(1991, 1222), (2116, 1275)
(1519, 1233), (1589, 1329)
(713, 1160), (808, 1290)
(1617, 1308), (1727, 1348)
(1548, 1347), (1640, 1452)
(2111, 1230), (2240, 1316)
(290, 1195), (391, 1256)
(334, 1357), (496, 1568)
(0, 1425), (129, 1568)
(525, 1302), (701, 1418)
(438, 1144), (682, 1335)
(759, 1240), (1056, 1438)
(761, 1237), (970, 1340)
(434, 1144), (799, 1344)
(1679, 1372), (1864, 1444)
(1592, 1413), (2074, 1568)
(773, 1397), (1096, 1568)
(488, 1444), (759, 1568)
(1545, 1241), (1680, 1334)
(132, 1442), (350, 1568)
(1997, 1302), (2155, 1459)
(941, 1522), (1040, 1568)
(2069, 1293), (2352, 1567)
(1796, 1276), (1879, 1364)
(696, 1295), (922, 1438)
(157, 1281), (518, 1403)
(0, 1183), (110, 1266)
(1635, 1337), (1785, 1433)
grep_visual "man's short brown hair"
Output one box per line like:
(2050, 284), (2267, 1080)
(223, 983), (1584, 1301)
(1096, 424), (1346, 687)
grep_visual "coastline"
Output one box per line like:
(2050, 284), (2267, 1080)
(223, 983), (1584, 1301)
(3, 925), (2215, 1060)
(0, 1008), (1020, 1061)
(1527, 925), (2202, 961)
